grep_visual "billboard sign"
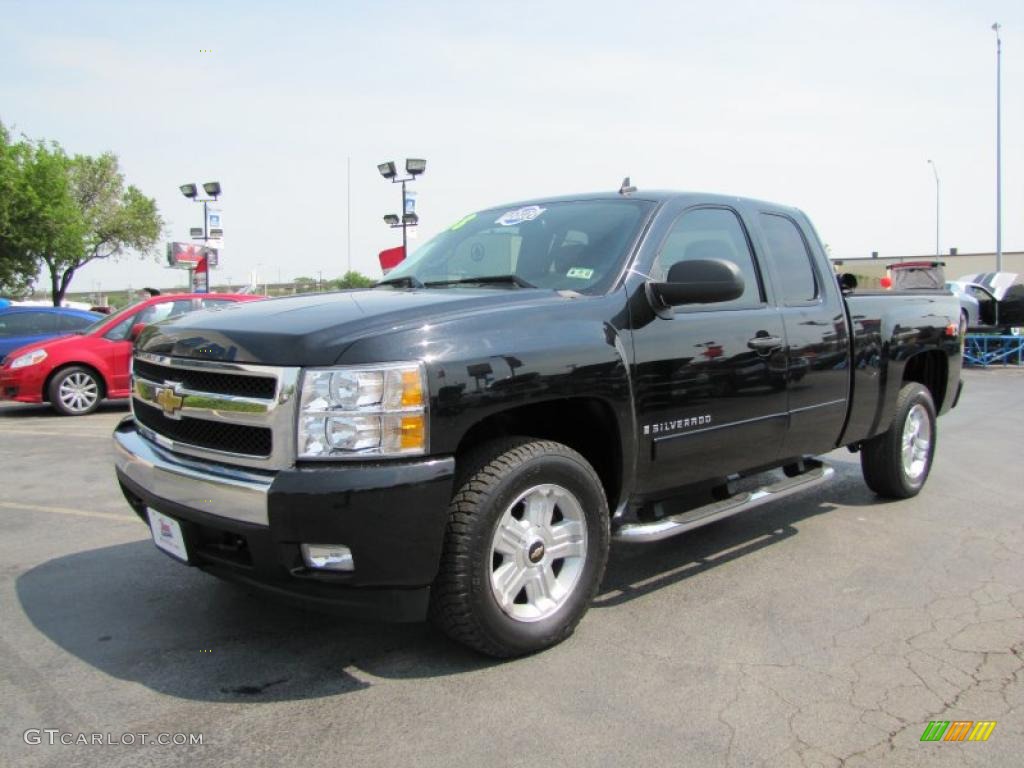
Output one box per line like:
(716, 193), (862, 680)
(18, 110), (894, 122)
(167, 242), (219, 268)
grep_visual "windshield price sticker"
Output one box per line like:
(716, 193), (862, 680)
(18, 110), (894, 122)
(566, 267), (594, 279)
(495, 206), (546, 227)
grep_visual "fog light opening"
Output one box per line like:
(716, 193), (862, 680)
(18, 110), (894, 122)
(301, 544), (355, 571)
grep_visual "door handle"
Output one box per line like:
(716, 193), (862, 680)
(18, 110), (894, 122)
(747, 335), (783, 354)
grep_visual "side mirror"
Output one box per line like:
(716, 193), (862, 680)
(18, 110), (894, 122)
(649, 259), (745, 308)
(838, 273), (858, 292)
(129, 322), (147, 341)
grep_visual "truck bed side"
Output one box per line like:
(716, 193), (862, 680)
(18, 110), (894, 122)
(839, 291), (962, 447)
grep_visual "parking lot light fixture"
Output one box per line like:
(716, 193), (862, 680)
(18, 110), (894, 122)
(379, 158), (427, 256)
(179, 181), (223, 290)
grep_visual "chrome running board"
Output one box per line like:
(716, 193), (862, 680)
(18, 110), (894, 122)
(613, 464), (835, 543)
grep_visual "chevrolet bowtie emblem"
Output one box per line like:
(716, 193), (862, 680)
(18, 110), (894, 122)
(155, 385), (185, 417)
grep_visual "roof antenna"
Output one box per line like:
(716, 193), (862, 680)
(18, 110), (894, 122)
(618, 176), (636, 196)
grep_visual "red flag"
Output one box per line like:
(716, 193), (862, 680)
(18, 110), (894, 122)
(379, 246), (406, 274)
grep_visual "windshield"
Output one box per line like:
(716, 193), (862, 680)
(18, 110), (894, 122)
(78, 300), (145, 335)
(380, 199), (654, 294)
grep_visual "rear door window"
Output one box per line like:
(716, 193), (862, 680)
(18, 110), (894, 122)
(759, 214), (819, 304)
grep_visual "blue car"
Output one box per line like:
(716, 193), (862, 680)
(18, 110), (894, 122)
(0, 306), (103, 364)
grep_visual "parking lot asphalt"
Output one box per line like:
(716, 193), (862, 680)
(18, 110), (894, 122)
(1, 369), (1022, 768)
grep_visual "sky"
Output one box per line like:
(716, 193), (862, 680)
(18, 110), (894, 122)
(1, 0), (1022, 295)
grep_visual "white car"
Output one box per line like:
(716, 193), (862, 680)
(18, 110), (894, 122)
(944, 281), (982, 330)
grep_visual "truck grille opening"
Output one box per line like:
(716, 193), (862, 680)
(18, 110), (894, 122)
(134, 400), (273, 457)
(132, 359), (277, 399)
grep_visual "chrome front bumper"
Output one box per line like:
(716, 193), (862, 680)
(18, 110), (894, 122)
(113, 420), (274, 526)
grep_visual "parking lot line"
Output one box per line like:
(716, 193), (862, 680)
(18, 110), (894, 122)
(0, 428), (111, 438)
(0, 500), (135, 522)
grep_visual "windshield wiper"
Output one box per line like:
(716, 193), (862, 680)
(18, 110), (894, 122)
(424, 275), (536, 289)
(375, 275), (425, 289)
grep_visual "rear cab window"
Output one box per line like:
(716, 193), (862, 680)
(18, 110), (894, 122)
(758, 213), (821, 305)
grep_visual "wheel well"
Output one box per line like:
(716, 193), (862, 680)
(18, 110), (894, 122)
(902, 351), (947, 411)
(43, 363), (107, 403)
(455, 398), (623, 512)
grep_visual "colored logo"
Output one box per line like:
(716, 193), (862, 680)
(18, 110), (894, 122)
(920, 721), (996, 742)
(155, 385), (185, 418)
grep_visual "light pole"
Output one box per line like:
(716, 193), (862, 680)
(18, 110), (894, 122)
(180, 182), (221, 291)
(179, 182), (222, 246)
(992, 22), (1002, 273)
(378, 159), (426, 256)
(927, 160), (940, 257)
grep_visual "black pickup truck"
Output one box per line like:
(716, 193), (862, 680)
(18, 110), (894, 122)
(114, 190), (963, 657)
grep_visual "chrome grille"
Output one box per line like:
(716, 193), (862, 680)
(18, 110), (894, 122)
(134, 400), (273, 457)
(133, 358), (277, 399)
(131, 351), (300, 470)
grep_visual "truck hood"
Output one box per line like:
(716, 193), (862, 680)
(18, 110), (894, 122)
(137, 288), (577, 366)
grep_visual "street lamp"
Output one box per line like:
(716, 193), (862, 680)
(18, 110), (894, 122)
(180, 181), (221, 292)
(179, 180), (222, 245)
(992, 22), (1002, 273)
(378, 158), (426, 255)
(927, 159), (940, 257)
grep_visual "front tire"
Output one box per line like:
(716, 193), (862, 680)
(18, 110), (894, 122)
(430, 438), (610, 657)
(860, 382), (936, 498)
(48, 366), (103, 416)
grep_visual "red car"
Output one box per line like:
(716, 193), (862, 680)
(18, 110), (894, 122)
(0, 293), (263, 415)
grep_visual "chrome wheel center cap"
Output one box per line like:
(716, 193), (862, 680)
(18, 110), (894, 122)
(527, 539), (545, 564)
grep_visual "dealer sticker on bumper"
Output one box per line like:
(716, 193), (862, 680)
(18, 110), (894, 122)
(147, 509), (188, 563)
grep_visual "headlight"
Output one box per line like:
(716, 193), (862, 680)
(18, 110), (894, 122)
(10, 349), (48, 369)
(297, 362), (427, 459)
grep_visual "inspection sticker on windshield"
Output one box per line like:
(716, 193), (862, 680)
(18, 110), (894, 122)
(495, 205), (546, 226)
(566, 267), (594, 279)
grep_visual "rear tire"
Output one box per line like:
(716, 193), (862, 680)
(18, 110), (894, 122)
(429, 438), (609, 657)
(860, 382), (936, 498)
(48, 365), (103, 416)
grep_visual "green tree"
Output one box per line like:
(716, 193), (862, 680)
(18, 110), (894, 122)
(0, 122), (163, 305)
(334, 270), (375, 289)
(46, 151), (163, 306)
(0, 124), (55, 297)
